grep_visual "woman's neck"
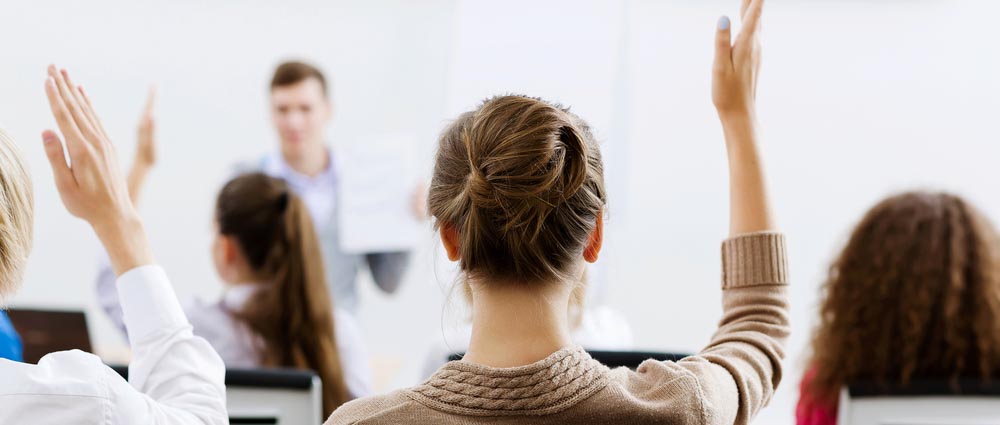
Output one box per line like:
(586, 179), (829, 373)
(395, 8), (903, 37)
(462, 280), (574, 368)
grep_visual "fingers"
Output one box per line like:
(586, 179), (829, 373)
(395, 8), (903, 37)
(41, 130), (76, 194)
(47, 66), (100, 144)
(44, 76), (87, 159)
(76, 85), (111, 141)
(741, 0), (764, 35)
(139, 84), (157, 137)
(59, 69), (99, 132)
(143, 84), (157, 118)
(714, 16), (733, 71)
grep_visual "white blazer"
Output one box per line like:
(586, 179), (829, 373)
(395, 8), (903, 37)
(0, 266), (227, 424)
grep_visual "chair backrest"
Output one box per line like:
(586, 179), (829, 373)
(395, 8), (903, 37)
(112, 366), (322, 424)
(587, 350), (689, 369)
(447, 350), (690, 370)
(837, 379), (1000, 425)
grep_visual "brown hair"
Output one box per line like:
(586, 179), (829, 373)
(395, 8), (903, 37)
(0, 128), (32, 303)
(216, 173), (348, 416)
(428, 95), (606, 285)
(270, 61), (328, 96)
(807, 191), (1000, 403)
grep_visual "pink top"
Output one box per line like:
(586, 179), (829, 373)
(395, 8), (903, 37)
(797, 368), (838, 425)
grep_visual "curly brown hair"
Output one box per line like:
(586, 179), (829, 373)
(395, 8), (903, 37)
(807, 191), (1000, 403)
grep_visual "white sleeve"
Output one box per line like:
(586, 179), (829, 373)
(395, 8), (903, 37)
(95, 251), (128, 339)
(334, 310), (374, 399)
(111, 265), (228, 424)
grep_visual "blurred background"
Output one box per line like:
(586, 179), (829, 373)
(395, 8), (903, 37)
(2, 0), (998, 423)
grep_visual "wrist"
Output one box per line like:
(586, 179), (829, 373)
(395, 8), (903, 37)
(718, 108), (757, 126)
(91, 211), (155, 276)
(129, 163), (151, 179)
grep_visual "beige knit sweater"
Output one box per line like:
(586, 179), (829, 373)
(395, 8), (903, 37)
(327, 232), (789, 425)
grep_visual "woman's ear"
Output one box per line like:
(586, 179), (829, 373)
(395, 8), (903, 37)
(583, 212), (604, 263)
(221, 235), (241, 265)
(212, 234), (242, 284)
(440, 224), (461, 261)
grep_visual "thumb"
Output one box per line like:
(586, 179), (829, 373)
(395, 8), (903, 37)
(714, 16), (733, 72)
(42, 130), (75, 194)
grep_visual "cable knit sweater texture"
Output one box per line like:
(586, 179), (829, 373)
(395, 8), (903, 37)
(327, 232), (790, 424)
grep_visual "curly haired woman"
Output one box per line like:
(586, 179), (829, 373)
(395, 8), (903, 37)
(798, 191), (1000, 425)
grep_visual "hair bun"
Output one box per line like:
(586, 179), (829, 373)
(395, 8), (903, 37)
(462, 99), (591, 211)
(556, 124), (590, 202)
(428, 95), (606, 284)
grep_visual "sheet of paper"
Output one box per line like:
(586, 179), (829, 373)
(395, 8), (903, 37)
(335, 132), (426, 254)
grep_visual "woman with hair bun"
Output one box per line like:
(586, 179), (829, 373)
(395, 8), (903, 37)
(328, 0), (787, 423)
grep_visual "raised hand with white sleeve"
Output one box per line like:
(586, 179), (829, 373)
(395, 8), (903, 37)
(34, 65), (228, 425)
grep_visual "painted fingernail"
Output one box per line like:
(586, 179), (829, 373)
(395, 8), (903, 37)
(718, 16), (730, 30)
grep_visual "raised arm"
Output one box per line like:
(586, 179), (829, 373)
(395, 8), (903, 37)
(712, 0), (773, 236)
(42, 65), (226, 424)
(674, 2), (789, 424)
(128, 85), (158, 205)
(95, 85), (159, 340)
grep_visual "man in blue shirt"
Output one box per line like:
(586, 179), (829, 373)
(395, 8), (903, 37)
(0, 310), (23, 361)
(238, 61), (416, 314)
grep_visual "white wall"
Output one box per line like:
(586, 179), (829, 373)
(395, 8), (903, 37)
(2, 1), (999, 424)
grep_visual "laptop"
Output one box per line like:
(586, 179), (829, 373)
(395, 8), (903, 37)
(6, 308), (92, 364)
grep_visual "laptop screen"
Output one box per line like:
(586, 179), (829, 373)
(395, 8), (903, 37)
(6, 308), (92, 363)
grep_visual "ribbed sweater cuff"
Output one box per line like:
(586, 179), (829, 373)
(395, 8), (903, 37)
(721, 231), (788, 289)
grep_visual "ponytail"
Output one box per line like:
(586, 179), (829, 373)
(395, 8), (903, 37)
(216, 173), (350, 416)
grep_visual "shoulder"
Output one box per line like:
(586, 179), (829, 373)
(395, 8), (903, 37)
(325, 390), (422, 424)
(0, 350), (110, 397)
(603, 359), (729, 424)
(333, 309), (363, 342)
(184, 299), (232, 333)
(232, 153), (279, 177)
(0, 352), (113, 423)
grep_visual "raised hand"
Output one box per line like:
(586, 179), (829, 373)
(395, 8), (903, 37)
(129, 85), (158, 204)
(42, 65), (154, 275)
(709, 0), (775, 236)
(712, 0), (764, 117)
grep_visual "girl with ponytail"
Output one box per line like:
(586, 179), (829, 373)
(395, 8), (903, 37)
(95, 92), (372, 417)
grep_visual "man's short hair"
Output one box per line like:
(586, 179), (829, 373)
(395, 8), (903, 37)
(270, 61), (329, 97)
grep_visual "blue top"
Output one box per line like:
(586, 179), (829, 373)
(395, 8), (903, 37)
(0, 310), (23, 361)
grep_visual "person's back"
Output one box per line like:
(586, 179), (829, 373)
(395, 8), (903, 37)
(95, 95), (374, 405)
(327, 2), (787, 423)
(797, 192), (1000, 425)
(213, 172), (365, 415)
(96, 171), (372, 414)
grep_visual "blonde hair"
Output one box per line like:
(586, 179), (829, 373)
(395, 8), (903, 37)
(0, 128), (33, 303)
(428, 95), (606, 285)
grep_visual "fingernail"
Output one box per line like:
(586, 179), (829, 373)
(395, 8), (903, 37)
(46, 76), (55, 87)
(718, 16), (730, 30)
